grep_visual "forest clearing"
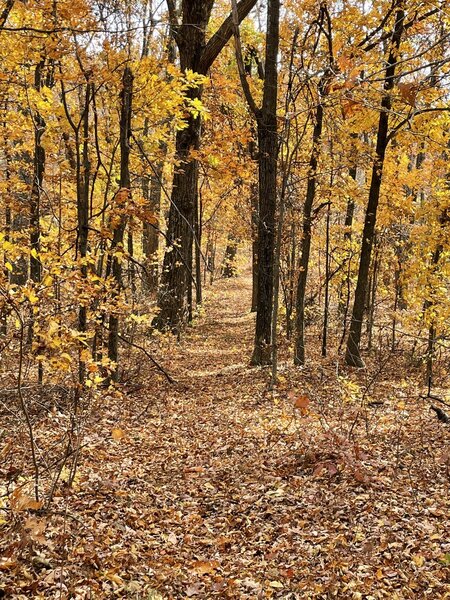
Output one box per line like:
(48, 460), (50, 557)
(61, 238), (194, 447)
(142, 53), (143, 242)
(0, 0), (450, 597)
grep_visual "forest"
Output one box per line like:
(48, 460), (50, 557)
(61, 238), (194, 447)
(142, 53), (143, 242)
(0, 0), (449, 598)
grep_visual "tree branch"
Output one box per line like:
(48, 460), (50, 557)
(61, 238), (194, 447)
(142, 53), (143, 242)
(199, 0), (258, 74)
(230, 0), (260, 117)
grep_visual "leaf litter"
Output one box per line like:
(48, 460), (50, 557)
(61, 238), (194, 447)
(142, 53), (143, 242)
(0, 274), (449, 598)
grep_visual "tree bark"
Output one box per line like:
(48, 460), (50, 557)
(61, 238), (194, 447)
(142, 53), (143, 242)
(294, 100), (323, 365)
(155, 0), (257, 331)
(250, 0), (279, 366)
(108, 67), (133, 379)
(345, 3), (405, 367)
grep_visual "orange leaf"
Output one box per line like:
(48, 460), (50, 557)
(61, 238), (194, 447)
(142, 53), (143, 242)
(10, 489), (42, 512)
(294, 395), (310, 409)
(192, 560), (219, 575)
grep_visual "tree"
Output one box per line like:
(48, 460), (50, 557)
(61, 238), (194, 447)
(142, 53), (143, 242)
(231, 0), (280, 365)
(345, 1), (405, 367)
(154, 0), (258, 331)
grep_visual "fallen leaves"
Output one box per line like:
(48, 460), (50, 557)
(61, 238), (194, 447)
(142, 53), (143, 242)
(1, 277), (449, 599)
(10, 489), (43, 512)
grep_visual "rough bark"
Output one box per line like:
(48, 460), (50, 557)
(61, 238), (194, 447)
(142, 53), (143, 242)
(222, 234), (238, 278)
(108, 67), (133, 378)
(78, 83), (92, 385)
(250, 0), (279, 366)
(155, 0), (257, 332)
(294, 100), (323, 365)
(345, 3), (405, 367)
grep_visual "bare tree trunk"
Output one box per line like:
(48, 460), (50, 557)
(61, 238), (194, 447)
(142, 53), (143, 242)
(108, 67), (133, 380)
(195, 187), (202, 304)
(222, 234), (238, 277)
(425, 244), (443, 390)
(156, 0), (257, 331)
(30, 59), (46, 384)
(294, 97), (323, 365)
(250, 181), (258, 312)
(250, 0), (279, 365)
(345, 3), (405, 367)
(321, 200), (331, 357)
(78, 83), (92, 387)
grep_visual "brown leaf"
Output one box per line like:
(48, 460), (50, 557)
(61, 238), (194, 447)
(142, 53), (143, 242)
(24, 516), (47, 544)
(167, 532), (177, 546)
(0, 557), (17, 570)
(10, 489), (43, 512)
(398, 82), (418, 106)
(294, 395), (310, 409)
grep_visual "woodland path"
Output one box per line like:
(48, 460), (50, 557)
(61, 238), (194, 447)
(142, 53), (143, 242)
(4, 274), (450, 598)
(83, 272), (449, 599)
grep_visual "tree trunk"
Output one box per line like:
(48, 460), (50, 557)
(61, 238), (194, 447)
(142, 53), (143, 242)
(30, 60), (46, 383)
(250, 181), (258, 312)
(294, 100), (323, 365)
(321, 200), (331, 357)
(142, 125), (163, 293)
(250, 0), (279, 366)
(345, 3), (405, 367)
(77, 83), (92, 386)
(155, 0), (257, 331)
(195, 187), (202, 304)
(222, 234), (238, 277)
(108, 67), (133, 379)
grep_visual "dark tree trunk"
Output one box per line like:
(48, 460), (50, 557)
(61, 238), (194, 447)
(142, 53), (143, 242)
(194, 187), (202, 304)
(222, 234), (238, 277)
(250, 0), (279, 366)
(30, 60), (46, 383)
(250, 181), (259, 312)
(294, 100), (323, 365)
(425, 243), (443, 389)
(345, 3), (405, 367)
(366, 239), (380, 351)
(142, 160), (162, 292)
(321, 201), (331, 357)
(155, 113), (199, 330)
(78, 83), (92, 386)
(108, 67), (133, 379)
(155, 0), (257, 331)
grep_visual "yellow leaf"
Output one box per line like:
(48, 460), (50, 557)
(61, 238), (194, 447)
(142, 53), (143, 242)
(412, 554), (425, 567)
(30, 248), (38, 259)
(111, 428), (124, 441)
(5, 262), (13, 272)
(104, 570), (124, 585)
(269, 581), (284, 589)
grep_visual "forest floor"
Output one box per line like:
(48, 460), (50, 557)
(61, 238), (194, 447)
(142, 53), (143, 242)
(1, 273), (450, 599)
